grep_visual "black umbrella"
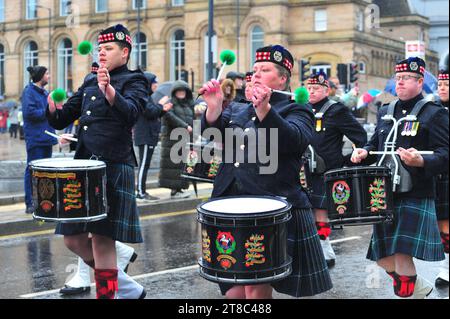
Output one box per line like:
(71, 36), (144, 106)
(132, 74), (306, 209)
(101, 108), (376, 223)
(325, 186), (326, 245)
(151, 81), (174, 105)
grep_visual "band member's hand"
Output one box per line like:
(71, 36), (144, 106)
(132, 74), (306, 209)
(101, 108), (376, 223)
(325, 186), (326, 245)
(187, 125), (193, 134)
(351, 148), (368, 164)
(200, 80), (223, 124)
(397, 147), (425, 167)
(97, 64), (110, 95)
(252, 84), (272, 120)
(162, 102), (173, 112)
(58, 134), (74, 146)
(47, 95), (63, 113)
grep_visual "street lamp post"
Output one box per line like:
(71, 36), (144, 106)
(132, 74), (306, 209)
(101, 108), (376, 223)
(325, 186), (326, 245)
(37, 5), (52, 90)
(208, 0), (214, 80)
(236, 0), (240, 72)
(137, 0), (141, 69)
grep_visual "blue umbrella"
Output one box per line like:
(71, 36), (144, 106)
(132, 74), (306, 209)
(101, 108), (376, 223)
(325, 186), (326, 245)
(384, 70), (438, 96)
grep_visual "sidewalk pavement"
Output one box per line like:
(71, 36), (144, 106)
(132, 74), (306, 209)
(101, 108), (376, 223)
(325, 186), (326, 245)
(0, 182), (213, 237)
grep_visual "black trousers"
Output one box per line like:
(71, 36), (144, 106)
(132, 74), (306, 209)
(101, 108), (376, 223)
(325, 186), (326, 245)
(137, 144), (155, 195)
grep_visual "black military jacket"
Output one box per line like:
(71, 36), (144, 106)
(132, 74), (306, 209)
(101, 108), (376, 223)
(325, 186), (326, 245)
(310, 97), (367, 171)
(201, 92), (315, 209)
(47, 65), (148, 166)
(363, 94), (449, 198)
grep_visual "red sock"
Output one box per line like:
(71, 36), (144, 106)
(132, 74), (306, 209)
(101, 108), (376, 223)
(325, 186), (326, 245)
(94, 269), (118, 299)
(392, 272), (417, 298)
(440, 232), (449, 254)
(316, 222), (331, 240)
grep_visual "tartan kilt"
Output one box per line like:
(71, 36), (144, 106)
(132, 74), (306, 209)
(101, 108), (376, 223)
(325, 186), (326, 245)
(435, 174), (449, 221)
(309, 174), (327, 210)
(367, 197), (444, 262)
(55, 163), (143, 243)
(219, 208), (333, 298)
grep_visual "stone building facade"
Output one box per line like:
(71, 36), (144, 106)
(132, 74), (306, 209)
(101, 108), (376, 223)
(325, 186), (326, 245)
(0, 0), (440, 100)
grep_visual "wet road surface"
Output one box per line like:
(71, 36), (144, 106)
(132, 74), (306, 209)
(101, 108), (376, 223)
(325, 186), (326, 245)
(0, 210), (448, 299)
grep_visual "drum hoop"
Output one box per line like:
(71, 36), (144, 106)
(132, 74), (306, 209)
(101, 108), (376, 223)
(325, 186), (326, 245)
(180, 174), (215, 183)
(32, 213), (108, 223)
(198, 257), (292, 284)
(197, 195), (292, 218)
(29, 159), (107, 170)
(325, 166), (391, 175)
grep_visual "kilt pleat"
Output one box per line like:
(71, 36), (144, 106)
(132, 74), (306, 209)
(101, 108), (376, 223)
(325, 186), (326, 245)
(435, 174), (449, 221)
(272, 208), (333, 297)
(367, 197), (444, 262)
(55, 163), (143, 243)
(309, 175), (327, 209)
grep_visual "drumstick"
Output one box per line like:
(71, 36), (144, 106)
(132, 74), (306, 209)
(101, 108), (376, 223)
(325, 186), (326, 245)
(45, 130), (78, 142)
(369, 150), (434, 155)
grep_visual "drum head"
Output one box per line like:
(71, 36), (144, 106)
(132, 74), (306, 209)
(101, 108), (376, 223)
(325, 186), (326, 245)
(30, 158), (106, 170)
(198, 196), (291, 218)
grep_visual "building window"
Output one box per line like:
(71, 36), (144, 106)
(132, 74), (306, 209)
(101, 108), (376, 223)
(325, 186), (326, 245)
(204, 31), (218, 82)
(170, 30), (185, 81)
(359, 62), (366, 74)
(0, 0), (5, 23)
(250, 26), (264, 68)
(96, 0), (108, 13)
(131, 32), (147, 70)
(314, 9), (327, 32)
(172, 0), (184, 6)
(311, 64), (331, 77)
(57, 38), (73, 93)
(132, 0), (146, 10)
(23, 41), (39, 87)
(26, 0), (38, 20)
(356, 9), (364, 32)
(60, 0), (71, 16)
(0, 44), (4, 97)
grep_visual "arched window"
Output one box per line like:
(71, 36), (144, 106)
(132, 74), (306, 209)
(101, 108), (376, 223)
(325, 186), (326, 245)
(0, 44), (4, 96)
(203, 30), (217, 82)
(131, 32), (147, 70)
(23, 41), (39, 87)
(170, 29), (185, 81)
(57, 38), (73, 93)
(250, 26), (264, 68)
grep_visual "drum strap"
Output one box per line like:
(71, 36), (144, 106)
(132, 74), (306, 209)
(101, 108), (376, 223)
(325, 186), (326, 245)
(386, 98), (431, 119)
(315, 100), (338, 119)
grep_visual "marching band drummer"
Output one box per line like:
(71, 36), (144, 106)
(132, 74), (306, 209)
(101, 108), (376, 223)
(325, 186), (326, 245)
(46, 24), (147, 299)
(351, 57), (449, 298)
(434, 69), (449, 288)
(306, 71), (367, 268)
(200, 45), (333, 299)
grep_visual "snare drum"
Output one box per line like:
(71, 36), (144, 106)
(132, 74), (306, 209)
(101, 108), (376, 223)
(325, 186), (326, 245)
(181, 142), (222, 183)
(197, 196), (292, 285)
(29, 158), (107, 223)
(324, 166), (394, 226)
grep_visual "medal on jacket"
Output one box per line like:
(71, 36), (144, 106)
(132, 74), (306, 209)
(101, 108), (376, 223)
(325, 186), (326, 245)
(315, 113), (323, 132)
(411, 121), (419, 136)
(401, 122), (409, 136)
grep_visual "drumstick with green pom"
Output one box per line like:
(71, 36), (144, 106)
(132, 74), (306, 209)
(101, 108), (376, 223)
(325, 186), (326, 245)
(216, 50), (236, 81)
(51, 88), (67, 104)
(271, 87), (310, 104)
(77, 40), (94, 56)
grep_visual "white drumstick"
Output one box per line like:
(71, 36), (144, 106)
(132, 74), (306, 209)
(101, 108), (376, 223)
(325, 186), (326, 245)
(45, 130), (78, 142)
(369, 150), (434, 155)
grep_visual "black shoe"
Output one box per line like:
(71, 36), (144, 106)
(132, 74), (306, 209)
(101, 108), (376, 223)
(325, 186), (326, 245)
(25, 206), (34, 215)
(59, 285), (91, 295)
(435, 277), (449, 288)
(326, 259), (336, 268)
(139, 288), (147, 299)
(123, 252), (138, 273)
(143, 193), (159, 201)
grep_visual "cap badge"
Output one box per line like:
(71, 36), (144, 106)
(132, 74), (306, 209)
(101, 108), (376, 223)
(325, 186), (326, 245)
(116, 32), (125, 41)
(273, 51), (283, 62)
(410, 62), (418, 71)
